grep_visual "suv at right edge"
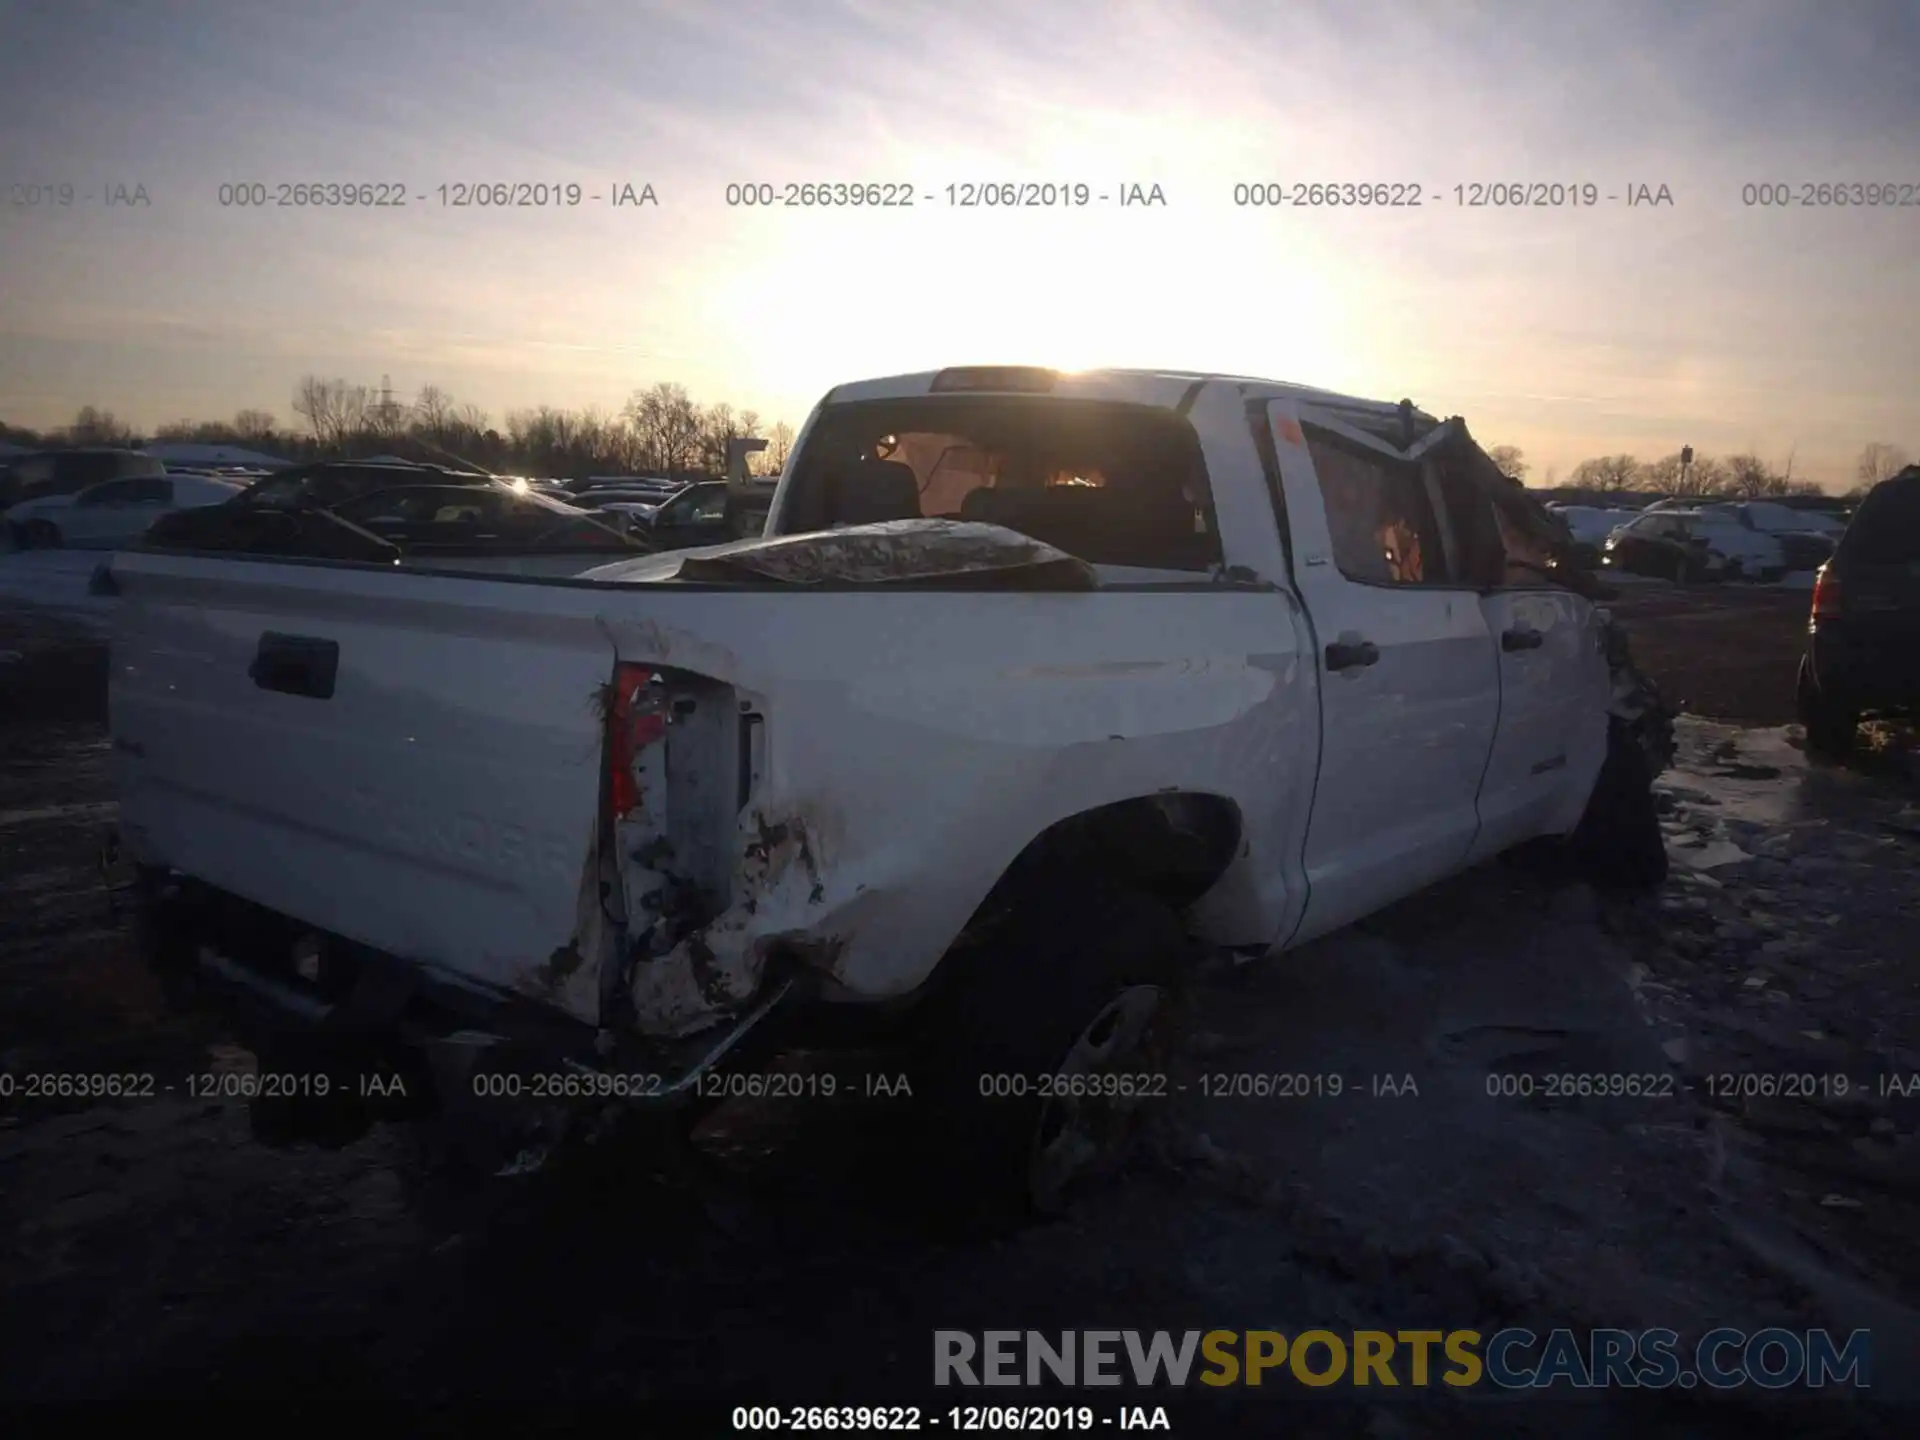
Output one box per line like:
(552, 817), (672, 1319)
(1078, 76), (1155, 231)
(1798, 466), (1920, 757)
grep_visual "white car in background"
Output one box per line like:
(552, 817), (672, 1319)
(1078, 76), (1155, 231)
(1602, 506), (1788, 582)
(1545, 504), (1642, 563)
(5, 472), (246, 550)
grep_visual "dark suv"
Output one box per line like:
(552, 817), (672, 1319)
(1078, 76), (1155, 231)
(1797, 466), (1920, 756)
(0, 448), (166, 509)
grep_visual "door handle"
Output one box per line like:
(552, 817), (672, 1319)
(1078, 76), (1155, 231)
(1325, 639), (1380, 671)
(1501, 627), (1544, 652)
(249, 632), (339, 699)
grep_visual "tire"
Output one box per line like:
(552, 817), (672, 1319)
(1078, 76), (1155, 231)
(26, 520), (63, 549)
(1797, 655), (1856, 759)
(1567, 721), (1668, 889)
(910, 881), (1189, 1230)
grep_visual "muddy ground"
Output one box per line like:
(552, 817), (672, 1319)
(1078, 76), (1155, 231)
(3, 585), (1918, 1436)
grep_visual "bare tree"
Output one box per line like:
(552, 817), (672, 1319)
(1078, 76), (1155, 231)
(1856, 442), (1911, 489)
(413, 385), (456, 446)
(1568, 454), (1642, 491)
(1635, 451), (1728, 498)
(232, 408), (278, 444)
(292, 376), (371, 451)
(153, 418), (201, 442)
(624, 382), (702, 471)
(291, 376), (332, 444)
(1485, 445), (1529, 481)
(68, 405), (136, 446)
(697, 401), (744, 473)
(766, 420), (795, 474)
(1721, 452), (1788, 498)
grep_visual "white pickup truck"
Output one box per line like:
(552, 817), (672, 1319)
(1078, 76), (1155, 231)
(106, 365), (1672, 1216)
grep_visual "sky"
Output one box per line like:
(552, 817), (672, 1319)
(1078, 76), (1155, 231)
(1, 0), (1917, 489)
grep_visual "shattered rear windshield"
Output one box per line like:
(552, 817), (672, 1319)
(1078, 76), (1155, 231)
(776, 396), (1222, 571)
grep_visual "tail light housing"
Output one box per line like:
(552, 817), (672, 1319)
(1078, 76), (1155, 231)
(606, 663), (669, 816)
(1810, 564), (1840, 622)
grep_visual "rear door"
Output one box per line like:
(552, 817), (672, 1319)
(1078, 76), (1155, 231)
(1265, 401), (1501, 946)
(1442, 482), (1609, 858)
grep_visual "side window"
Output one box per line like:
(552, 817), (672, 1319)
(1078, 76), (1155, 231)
(70, 454), (122, 487)
(131, 477), (173, 503)
(75, 480), (135, 507)
(120, 452), (165, 478)
(1306, 430), (1449, 585)
(688, 489), (729, 522)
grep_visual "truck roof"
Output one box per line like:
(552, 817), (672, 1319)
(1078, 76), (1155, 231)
(823, 367), (1437, 427)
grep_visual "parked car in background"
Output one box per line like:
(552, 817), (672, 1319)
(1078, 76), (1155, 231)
(5, 472), (246, 549)
(565, 474), (688, 503)
(617, 479), (737, 550)
(1602, 507), (1787, 582)
(226, 459), (496, 509)
(1546, 504), (1641, 568)
(0, 447), (168, 510)
(1708, 500), (1840, 574)
(140, 470), (645, 574)
(1797, 467), (1920, 756)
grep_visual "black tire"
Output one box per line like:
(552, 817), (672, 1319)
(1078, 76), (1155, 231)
(1796, 655), (1856, 759)
(26, 520), (63, 549)
(1567, 722), (1668, 889)
(910, 881), (1189, 1231)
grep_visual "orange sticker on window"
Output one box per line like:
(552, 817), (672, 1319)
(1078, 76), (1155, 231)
(1275, 417), (1305, 445)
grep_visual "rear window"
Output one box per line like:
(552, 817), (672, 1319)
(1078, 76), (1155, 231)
(776, 397), (1221, 571)
(1846, 478), (1920, 564)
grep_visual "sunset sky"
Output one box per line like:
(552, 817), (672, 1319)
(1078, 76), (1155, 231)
(2, 0), (1916, 488)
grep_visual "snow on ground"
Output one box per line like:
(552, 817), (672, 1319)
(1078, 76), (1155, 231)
(0, 550), (115, 632)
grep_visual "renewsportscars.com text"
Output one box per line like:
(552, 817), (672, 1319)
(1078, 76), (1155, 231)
(933, 1328), (1871, 1390)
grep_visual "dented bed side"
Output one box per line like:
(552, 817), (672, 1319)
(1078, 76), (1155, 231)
(592, 582), (1317, 1038)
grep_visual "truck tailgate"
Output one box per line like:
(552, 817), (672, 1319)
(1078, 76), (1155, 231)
(108, 553), (617, 1020)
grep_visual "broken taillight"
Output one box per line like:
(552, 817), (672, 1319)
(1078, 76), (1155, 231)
(1810, 564), (1840, 623)
(607, 663), (669, 816)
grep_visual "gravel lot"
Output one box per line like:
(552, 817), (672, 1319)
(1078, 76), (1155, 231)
(3, 580), (1917, 1436)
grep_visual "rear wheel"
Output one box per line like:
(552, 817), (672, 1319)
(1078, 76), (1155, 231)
(25, 520), (62, 549)
(1797, 655), (1856, 759)
(911, 882), (1188, 1229)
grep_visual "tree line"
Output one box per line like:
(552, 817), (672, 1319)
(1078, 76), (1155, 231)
(1485, 442), (1910, 500)
(0, 378), (799, 480)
